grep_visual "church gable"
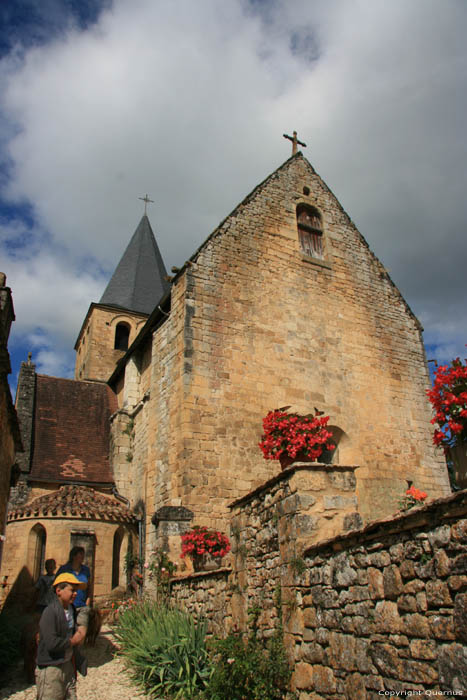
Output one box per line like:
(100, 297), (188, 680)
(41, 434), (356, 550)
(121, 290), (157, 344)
(187, 152), (417, 329)
(139, 152), (447, 531)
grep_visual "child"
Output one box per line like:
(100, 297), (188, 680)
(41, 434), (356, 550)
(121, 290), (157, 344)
(36, 573), (89, 700)
(34, 558), (56, 613)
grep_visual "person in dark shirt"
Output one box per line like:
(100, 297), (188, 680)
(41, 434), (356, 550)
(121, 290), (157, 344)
(34, 558), (56, 613)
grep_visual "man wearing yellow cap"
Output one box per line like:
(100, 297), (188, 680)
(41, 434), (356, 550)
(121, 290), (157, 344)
(35, 573), (89, 700)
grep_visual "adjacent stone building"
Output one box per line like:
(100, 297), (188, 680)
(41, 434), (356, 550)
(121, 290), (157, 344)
(0, 273), (22, 570)
(1, 367), (136, 606)
(1, 151), (451, 599)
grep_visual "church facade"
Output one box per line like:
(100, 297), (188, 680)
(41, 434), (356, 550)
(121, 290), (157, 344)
(1, 151), (450, 598)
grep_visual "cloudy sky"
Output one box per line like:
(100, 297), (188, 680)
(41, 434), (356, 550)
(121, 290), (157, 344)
(1, 0), (466, 387)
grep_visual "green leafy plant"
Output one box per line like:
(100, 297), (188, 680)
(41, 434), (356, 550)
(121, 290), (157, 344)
(205, 628), (291, 700)
(289, 556), (307, 576)
(420, 553), (433, 564)
(124, 549), (141, 575)
(123, 419), (135, 436)
(145, 549), (177, 603)
(114, 599), (211, 699)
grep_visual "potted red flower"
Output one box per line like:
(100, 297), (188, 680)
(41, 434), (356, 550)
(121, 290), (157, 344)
(181, 526), (231, 572)
(427, 354), (467, 488)
(259, 407), (335, 469)
(399, 485), (428, 512)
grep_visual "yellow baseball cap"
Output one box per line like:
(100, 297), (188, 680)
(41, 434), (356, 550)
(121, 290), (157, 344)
(53, 573), (87, 589)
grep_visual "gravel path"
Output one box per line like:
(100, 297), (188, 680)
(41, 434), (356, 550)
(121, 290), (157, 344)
(0, 627), (150, 700)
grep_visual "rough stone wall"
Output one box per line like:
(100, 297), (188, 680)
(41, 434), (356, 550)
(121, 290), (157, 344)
(169, 463), (360, 634)
(229, 464), (360, 634)
(141, 153), (448, 541)
(170, 568), (233, 637)
(168, 467), (466, 697)
(291, 492), (467, 698)
(74, 305), (147, 382)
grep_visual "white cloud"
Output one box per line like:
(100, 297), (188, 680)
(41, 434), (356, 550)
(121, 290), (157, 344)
(1, 0), (466, 377)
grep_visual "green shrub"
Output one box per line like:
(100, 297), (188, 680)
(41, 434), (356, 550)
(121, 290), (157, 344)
(206, 629), (292, 700)
(114, 599), (211, 699)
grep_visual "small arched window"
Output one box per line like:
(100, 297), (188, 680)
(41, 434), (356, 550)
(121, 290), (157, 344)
(112, 527), (123, 589)
(297, 205), (324, 260)
(114, 322), (130, 351)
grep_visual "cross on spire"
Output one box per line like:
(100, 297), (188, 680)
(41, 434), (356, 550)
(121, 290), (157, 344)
(283, 130), (307, 155)
(138, 194), (154, 215)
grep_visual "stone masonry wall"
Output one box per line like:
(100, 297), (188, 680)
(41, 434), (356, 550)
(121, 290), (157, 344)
(168, 467), (466, 697)
(291, 490), (467, 698)
(170, 568), (233, 638)
(229, 463), (360, 635)
(74, 305), (147, 382)
(170, 463), (360, 635)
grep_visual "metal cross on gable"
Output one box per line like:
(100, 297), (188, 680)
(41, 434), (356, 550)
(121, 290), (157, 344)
(283, 130), (307, 155)
(138, 194), (154, 215)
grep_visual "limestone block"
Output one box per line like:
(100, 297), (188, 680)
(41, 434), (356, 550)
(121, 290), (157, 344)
(292, 662), (314, 690)
(426, 580), (452, 608)
(438, 643), (467, 693)
(374, 601), (402, 634)
(383, 565), (404, 599)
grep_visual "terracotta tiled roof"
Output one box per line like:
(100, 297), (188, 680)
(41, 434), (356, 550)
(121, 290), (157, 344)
(29, 376), (117, 484)
(7, 485), (135, 522)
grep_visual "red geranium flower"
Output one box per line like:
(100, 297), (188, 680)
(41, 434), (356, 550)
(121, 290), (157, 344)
(259, 407), (335, 461)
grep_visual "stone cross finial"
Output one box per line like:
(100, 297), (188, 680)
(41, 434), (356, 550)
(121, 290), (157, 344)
(283, 130), (307, 155)
(138, 194), (154, 215)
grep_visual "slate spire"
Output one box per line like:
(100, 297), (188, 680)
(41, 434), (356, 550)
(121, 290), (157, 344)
(99, 215), (169, 315)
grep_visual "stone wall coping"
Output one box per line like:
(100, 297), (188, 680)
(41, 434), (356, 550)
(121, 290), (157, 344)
(170, 566), (232, 584)
(303, 487), (467, 557)
(228, 463), (360, 510)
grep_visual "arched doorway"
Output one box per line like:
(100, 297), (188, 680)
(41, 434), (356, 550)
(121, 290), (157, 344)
(27, 524), (46, 582)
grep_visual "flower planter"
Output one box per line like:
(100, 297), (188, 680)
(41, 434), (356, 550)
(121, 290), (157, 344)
(279, 451), (317, 471)
(191, 553), (223, 573)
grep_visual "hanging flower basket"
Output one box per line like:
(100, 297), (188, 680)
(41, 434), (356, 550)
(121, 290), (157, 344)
(259, 407), (335, 469)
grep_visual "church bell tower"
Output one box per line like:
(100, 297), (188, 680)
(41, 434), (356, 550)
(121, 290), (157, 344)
(74, 211), (169, 382)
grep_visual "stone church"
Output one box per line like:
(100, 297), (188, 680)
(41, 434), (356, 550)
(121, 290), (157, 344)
(1, 150), (451, 604)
